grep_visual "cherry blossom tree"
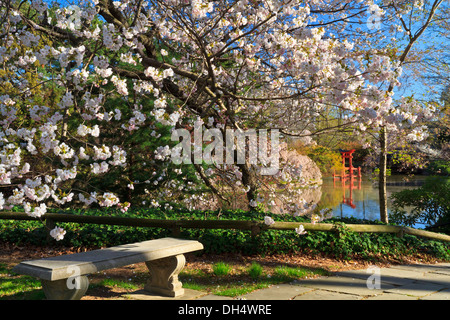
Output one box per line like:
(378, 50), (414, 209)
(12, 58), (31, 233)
(350, 0), (446, 223)
(287, 0), (447, 223)
(0, 0), (442, 239)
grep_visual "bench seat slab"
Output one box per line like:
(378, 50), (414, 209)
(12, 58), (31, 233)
(13, 237), (203, 281)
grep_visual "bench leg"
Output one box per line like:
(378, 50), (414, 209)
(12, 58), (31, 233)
(144, 254), (185, 297)
(41, 276), (89, 300)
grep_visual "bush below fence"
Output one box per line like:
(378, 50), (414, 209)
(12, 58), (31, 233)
(0, 208), (449, 261)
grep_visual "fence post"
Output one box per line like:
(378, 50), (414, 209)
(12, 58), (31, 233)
(251, 222), (261, 237)
(397, 227), (405, 238)
(171, 222), (181, 238)
(45, 218), (55, 243)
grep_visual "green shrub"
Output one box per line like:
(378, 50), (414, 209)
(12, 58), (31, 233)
(426, 160), (450, 176)
(307, 145), (343, 176)
(390, 176), (450, 234)
(247, 262), (263, 279)
(212, 262), (232, 276)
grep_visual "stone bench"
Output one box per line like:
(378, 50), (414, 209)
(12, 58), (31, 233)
(12, 237), (203, 300)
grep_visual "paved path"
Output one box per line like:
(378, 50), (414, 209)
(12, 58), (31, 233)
(128, 262), (450, 300)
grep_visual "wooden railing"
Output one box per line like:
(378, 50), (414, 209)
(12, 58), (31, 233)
(1, 212), (450, 242)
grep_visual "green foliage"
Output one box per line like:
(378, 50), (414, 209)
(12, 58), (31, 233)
(390, 176), (450, 234)
(426, 160), (450, 176)
(212, 262), (232, 276)
(370, 167), (391, 181)
(0, 263), (45, 300)
(289, 141), (344, 176)
(69, 92), (203, 206)
(391, 151), (427, 174)
(98, 278), (140, 291)
(272, 266), (323, 280)
(306, 145), (343, 176)
(247, 262), (263, 279)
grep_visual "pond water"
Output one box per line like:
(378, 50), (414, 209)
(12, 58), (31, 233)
(220, 173), (444, 230)
(319, 175), (428, 226)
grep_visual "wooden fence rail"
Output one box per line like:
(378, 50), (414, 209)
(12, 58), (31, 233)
(1, 212), (450, 242)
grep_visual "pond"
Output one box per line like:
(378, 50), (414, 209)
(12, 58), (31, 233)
(219, 173), (444, 230)
(319, 175), (428, 227)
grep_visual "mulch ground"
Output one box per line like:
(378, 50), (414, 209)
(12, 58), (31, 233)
(0, 241), (446, 300)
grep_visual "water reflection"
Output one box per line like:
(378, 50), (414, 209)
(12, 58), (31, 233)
(320, 175), (425, 222)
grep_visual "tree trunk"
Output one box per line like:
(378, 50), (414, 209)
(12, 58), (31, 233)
(378, 126), (388, 223)
(239, 162), (258, 205)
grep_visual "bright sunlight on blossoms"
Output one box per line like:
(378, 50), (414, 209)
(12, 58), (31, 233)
(0, 0), (439, 240)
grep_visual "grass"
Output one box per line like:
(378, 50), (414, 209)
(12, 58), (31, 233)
(0, 263), (45, 300)
(212, 262), (232, 276)
(0, 262), (142, 300)
(248, 262), (264, 279)
(97, 278), (141, 291)
(0, 261), (330, 299)
(273, 265), (316, 279)
(179, 262), (330, 297)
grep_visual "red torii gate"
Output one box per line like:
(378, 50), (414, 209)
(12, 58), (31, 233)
(333, 149), (361, 180)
